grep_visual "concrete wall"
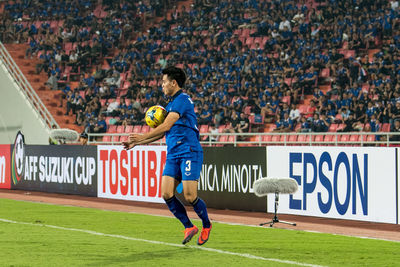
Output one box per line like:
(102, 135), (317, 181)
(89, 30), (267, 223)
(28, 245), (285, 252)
(0, 62), (50, 144)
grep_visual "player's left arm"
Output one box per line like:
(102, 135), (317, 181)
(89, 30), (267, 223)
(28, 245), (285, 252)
(130, 112), (180, 143)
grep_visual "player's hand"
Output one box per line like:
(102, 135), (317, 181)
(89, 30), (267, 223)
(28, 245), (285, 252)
(129, 133), (145, 143)
(122, 141), (135, 150)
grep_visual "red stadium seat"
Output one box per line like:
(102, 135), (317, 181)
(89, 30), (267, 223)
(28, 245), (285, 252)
(219, 135), (228, 143)
(328, 123), (338, 132)
(297, 134), (310, 144)
(340, 134), (350, 142)
(324, 134), (335, 144)
(125, 125), (133, 133)
(262, 135), (272, 142)
(366, 135), (376, 142)
(112, 135), (120, 143)
(120, 135), (129, 142)
(228, 135), (236, 143)
(142, 125), (150, 133)
(314, 135), (324, 143)
(108, 125), (117, 133)
(102, 135), (111, 143)
(218, 125), (227, 133)
(133, 125), (142, 133)
(288, 135), (298, 143)
(271, 135), (281, 143)
(350, 135), (360, 142)
(381, 123), (390, 132)
(116, 125), (124, 133)
(200, 124), (209, 141)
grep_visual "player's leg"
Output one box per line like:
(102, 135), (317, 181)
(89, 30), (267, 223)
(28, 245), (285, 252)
(181, 153), (212, 245)
(162, 159), (197, 244)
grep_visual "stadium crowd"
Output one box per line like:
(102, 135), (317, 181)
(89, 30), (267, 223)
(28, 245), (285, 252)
(2, 0), (400, 139)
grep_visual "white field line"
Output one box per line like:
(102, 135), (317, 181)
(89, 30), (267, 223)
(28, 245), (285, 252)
(0, 218), (324, 267)
(4, 197), (400, 243)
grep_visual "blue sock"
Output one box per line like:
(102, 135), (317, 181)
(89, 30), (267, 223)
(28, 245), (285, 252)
(165, 196), (193, 228)
(191, 197), (211, 228)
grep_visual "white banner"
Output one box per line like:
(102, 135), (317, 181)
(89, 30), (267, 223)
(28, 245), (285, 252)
(97, 145), (167, 203)
(267, 146), (397, 224)
(397, 148), (400, 225)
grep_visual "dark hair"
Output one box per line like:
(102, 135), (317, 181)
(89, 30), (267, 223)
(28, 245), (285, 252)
(162, 66), (186, 88)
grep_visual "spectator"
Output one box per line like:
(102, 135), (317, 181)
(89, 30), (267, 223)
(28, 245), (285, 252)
(390, 119), (400, 141)
(91, 114), (107, 134)
(297, 116), (311, 133)
(224, 112), (240, 134)
(206, 124), (219, 142)
(79, 132), (88, 145)
(289, 103), (300, 124)
(237, 112), (250, 135)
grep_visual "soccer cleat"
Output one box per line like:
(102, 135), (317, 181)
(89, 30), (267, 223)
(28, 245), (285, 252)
(182, 225), (198, 244)
(197, 224), (212, 246)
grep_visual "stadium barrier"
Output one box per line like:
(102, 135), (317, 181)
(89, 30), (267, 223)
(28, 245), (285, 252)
(1, 143), (399, 224)
(87, 132), (400, 147)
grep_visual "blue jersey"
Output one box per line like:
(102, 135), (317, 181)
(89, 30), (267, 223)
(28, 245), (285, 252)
(165, 90), (203, 158)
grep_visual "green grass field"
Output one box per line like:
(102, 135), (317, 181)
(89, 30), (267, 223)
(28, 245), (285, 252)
(0, 198), (399, 267)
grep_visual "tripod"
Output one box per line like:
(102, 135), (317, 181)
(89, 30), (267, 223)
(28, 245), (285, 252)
(259, 192), (297, 227)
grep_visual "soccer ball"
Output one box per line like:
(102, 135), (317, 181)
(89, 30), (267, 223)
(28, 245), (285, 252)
(145, 105), (168, 128)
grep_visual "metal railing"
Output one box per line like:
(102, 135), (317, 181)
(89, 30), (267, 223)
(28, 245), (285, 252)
(87, 132), (400, 147)
(0, 42), (58, 129)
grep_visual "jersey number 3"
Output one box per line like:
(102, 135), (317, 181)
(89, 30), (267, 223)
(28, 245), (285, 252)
(185, 160), (191, 171)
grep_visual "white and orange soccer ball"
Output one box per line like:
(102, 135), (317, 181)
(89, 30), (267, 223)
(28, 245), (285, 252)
(145, 105), (168, 128)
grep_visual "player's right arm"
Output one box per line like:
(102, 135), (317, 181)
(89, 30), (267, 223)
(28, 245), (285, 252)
(130, 112), (180, 144)
(122, 133), (164, 150)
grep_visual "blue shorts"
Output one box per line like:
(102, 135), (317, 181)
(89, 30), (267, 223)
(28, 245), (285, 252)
(162, 151), (203, 181)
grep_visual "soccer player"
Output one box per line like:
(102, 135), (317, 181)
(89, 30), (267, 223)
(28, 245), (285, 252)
(123, 66), (212, 245)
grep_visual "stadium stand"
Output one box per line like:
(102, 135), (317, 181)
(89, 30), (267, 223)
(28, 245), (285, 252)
(2, 0), (400, 145)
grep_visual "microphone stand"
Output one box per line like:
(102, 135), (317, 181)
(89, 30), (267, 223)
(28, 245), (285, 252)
(260, 192), (297, 227)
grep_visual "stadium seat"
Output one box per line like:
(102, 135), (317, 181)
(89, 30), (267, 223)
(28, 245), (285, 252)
(336, 124), (346, 131)
(200, 124), (209, 141)
(133, 125), (142, 133)
(328, 123), (338, 132)
(262, 135), (273, 143)
(108, 125), (117, 133)
(227, 135), (236, 143)
(102, 135), (111, 143)
(350, 135), (360, 142)
(112, 135), (120, 143)
(271, 135), (281, 143)
(116, 125), (124, 133)
(381, 123), (390, 132)
(324, 134), (335, 144)
(120, 135), (128, 142)
(125, 125), (133, 133)
(297, 134), (310, 144)
(288, 134), (297, 144)
(218, 125), (227, 133)
(142, 125), (150, 133)
(281, 96), (291, 105)
(314, 135), (324, 143)
(219, 135), (228, 143)
(340, 134), (350, 142)
(298, 105), (308, 116)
